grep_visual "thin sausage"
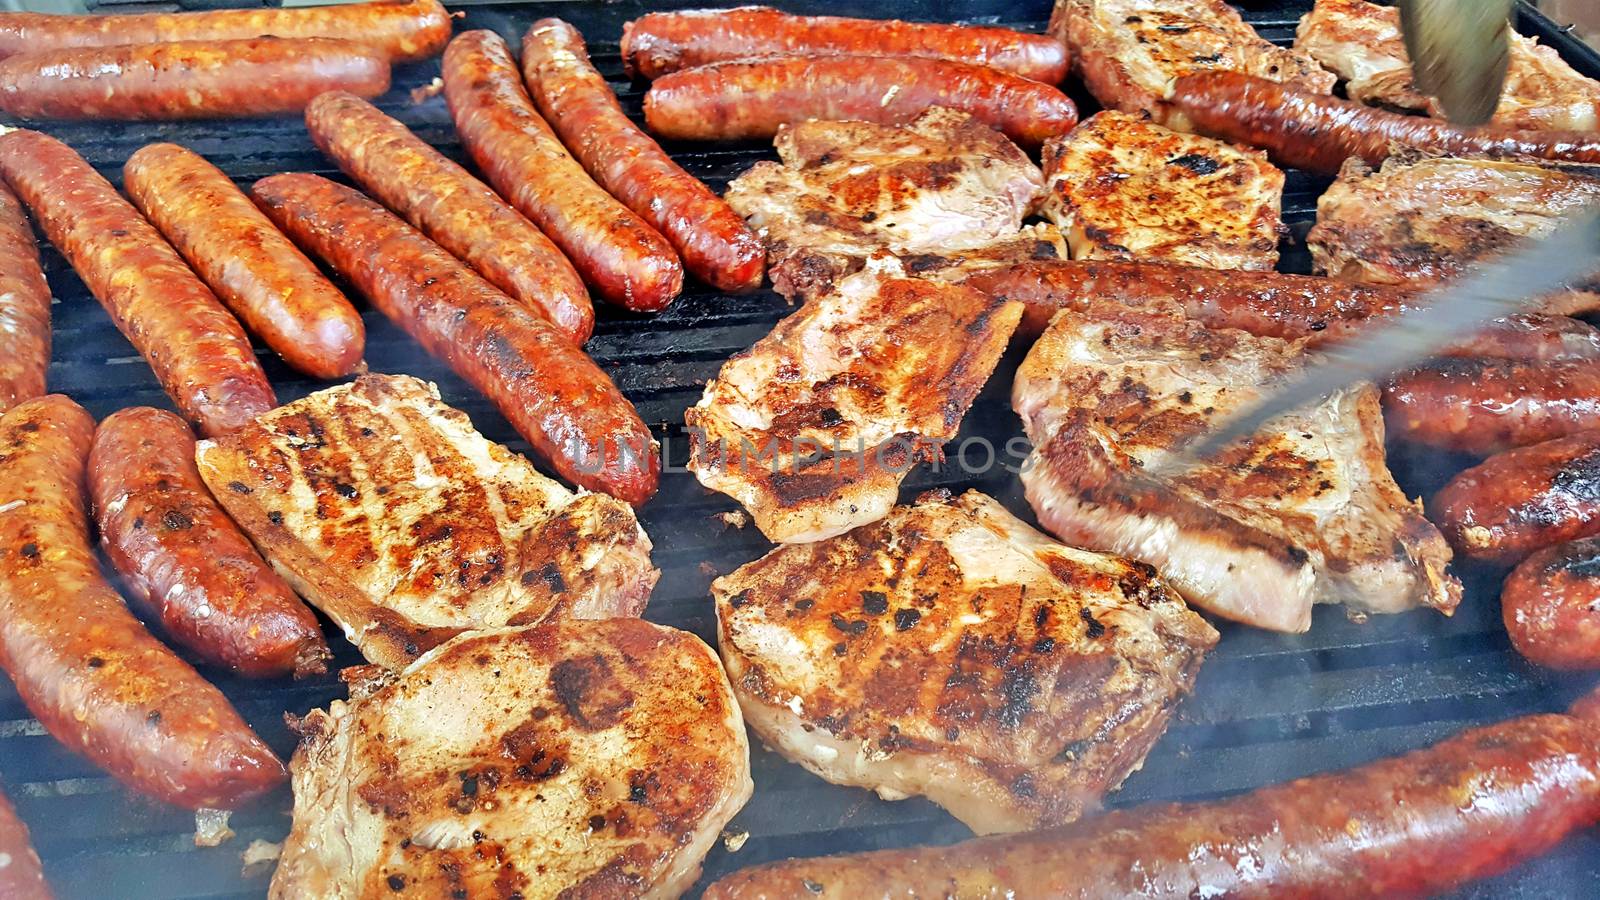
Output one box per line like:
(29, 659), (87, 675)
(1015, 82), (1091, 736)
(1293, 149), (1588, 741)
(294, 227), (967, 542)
(0, 130), (275, 437)
(124, 143), (363, 379)
(252, 173), (660, 504)
(644, 55), (1078, 149)
(0, 786), (49, 900)
(1432, 432), (1600, 565)
(88, 407), (329, 678)
(441, 30), (682, 312)
(1383, 357), (1600, 455)
(303, 90), (593, 343)
(0, 396), (284, 809)
(620, 6), (1069, 83)
(1503, 537), (1600, 670)
(522, 19), (765, 293)
(1439, 314), (1600, 363)
(0, 180), (49, 413)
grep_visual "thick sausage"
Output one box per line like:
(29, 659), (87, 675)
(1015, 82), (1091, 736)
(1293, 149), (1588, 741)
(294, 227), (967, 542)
(0, 0), (450, 62)
(0, 37), (389, 121)
(0, 181), (49, 413)
(0, 396), (284, 809)
(124, 143), (363, 379)
(620, 6), (1069, 83)
(521, 19), (765, 293)
(0, 786), (49, 900)
(1383, 357), (1600, 455)
(441, 30), (682, 312)
(1575, 685), (1600, 722)
(1162, 71), (1600, 175)
(1432, 432), (1600, 565)
(1440, 314), (1600, 363)
(1503, 537), (1600, 670)
(303, 91), (593, 343)
(644, 55), (1078, 149)
(252, 173), (660, 504)
(88, 407), (329, 678)
(703, 712), (1600, 899)
(0, 130), (275, 437)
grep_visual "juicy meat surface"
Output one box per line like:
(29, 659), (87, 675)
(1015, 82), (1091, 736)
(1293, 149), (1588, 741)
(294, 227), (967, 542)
(713, 489), (1217, 835)
(687, 257), (1021, 544)
(1014, 303), (1460, 633)
(1041, 110), (1285, 270)
(196, 374), (658, 670)
(270, 618), (752, 899)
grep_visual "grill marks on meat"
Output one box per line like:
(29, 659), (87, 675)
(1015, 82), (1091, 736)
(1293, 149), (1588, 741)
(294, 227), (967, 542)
(1014, 304), (1459, 633)
(713, 490), (1216, 835)
(271, 619), (752, 899)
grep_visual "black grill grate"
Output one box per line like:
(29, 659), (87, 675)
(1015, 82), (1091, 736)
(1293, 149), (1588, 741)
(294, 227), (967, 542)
(6, 1), (1600, 897)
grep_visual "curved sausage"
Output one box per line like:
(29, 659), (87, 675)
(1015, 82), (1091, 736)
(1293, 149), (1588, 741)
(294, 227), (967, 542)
(123, 143), (363, 379)
(620, 6), (1069, 84)
(0, 786), (49, 900)
(252, 173), (660, 504)
(1383, 357), (1600, 455)
(0, 396), (284, 809)
(303, 91), (593, 343)
(703, 712), (1600, 899)
(1432, 432), (1600, 565)
(0, 181), (49, 413)
(644, 55), (1078, 149)
(1161, 71), (1600, 175)
(441, 30), (682, 312)
(1503, 537), (1600, 670)
(0, 37), (389, 121)
(521, 19), (764, 293)
(0, 0), (450, 62)
(88, 407), (329, 679)
(0, 130), (275, 437)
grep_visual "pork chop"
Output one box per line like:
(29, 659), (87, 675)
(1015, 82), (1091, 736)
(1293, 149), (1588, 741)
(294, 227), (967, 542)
(713, 489), (1217, 835)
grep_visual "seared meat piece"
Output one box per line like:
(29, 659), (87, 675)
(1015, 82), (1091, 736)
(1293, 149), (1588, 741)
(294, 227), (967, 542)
(713, 490), (1216, 835)
(1296, 0), (1600, 131)
(271, 618), (751, 899)
(197, 374), (657, 670)
(1050, 0), (1333, 115)
(687, 257), (1021, 544)
(1041, 110), (1285, 270)
(1014, 303), (1459, 633)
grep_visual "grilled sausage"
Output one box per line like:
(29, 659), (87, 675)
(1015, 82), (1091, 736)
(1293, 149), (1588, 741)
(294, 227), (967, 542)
(703, 710), (1600, 899)
(620, 6), (1070, 84)
(1503, 537), (1600, 670)
(0, 37), (389, 121)
(1162, 71), (1600, 175)
(0, 181), (48, 413)
(0, 786), (49, 900)
(0, 396), (284, 809)
(1383, 357), (1600, 455)
(1440, 314), (1600, 363)
(522, 19), (765, 293)
(0, 130), (275, 437)
(303, 91), (593, 343)
(644, 55), (1078, 149)
(1432, 432), (1600, 565)
(1575, 685), (1600, 723)
(123, 143), (363, 379)
(0, 0), (450, 62)
(88, 407), (329, 678)
(252, 173), (660, 504)
(441, 30), (682, 312)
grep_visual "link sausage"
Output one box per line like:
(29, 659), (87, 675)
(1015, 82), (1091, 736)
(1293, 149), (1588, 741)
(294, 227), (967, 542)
(88, 407), (329, 678)
(522, 19), (764, 293)
(1503, 537), (1600, 670)
(0, 786), (49, 900)
(620, 6), (1069, 84)
(0, 181), (48, 413)
(1383, 357), (1600, 455)
(1440, 314), (1600, 363)
(252, 173), (660, 504)
(441, 30), (682, 312)
(1432, 432), (1600, 565)
(0, 130), (275, 437)
(1575, 685), (1600, 723)
(124, 143), (363, 379)
(303, 91), (593, 343)
(0, 396), (284, 809)
(644, 55), (1078, 149)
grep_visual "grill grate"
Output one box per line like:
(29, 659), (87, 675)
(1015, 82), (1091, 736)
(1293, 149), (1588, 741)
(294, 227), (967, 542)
(5, 1), (1600, 897)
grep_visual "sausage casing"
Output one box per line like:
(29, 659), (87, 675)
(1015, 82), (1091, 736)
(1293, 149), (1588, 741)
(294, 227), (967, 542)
(0, 396), (284, 809)
(522, 19), (764, 293)
(303, 90), (593, 343)
(252, 173), (660, 504)
(1383, 357), (1600, 455)
(1439, 314), (1600, 363)
(0, 180), (48, 413)
(0, 786), (49, 900)
(1431, 432), (1600, 565)
(0, 130), (275, 437)
(1503, 537), (1600, 670)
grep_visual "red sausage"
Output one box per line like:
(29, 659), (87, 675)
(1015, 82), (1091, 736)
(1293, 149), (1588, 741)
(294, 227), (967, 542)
(644, 55), (1078, 149)
(1440, 314), (1600, 363)
(252, 173), (660, 504)
(521, 19), (765, 293)
(441, 30), (682, 312)
(0, 396), (284, 809)
(124, 142), (364, 379)
(1575, 685), (1600, 723)
(88, 407), (329, 678)
(0, 787), (49, 900)
(620, 6), (1069, 83)
(1383, 357), (1600, 455)
(1432, 432), (1600, 565)
(0, 180), (49, 413)
(1503, 537), (1600, 670)
(0, 130), (275, 437)
(304, 91), (593, 343)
